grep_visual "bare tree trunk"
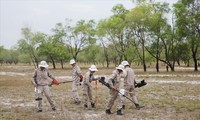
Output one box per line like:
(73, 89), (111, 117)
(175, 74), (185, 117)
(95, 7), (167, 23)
(192, 49), (198, 71)
(61, 60), (64, 69)
(156, 38), (160, 72)
(156, 58), (159, 72)
(102, 43), (110, 68)
(50, 56), (56, 69)
(141, 33), (146, 72)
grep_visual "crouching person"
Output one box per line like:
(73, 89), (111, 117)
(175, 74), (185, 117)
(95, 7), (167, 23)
(32, 61), (59, 112)
(105, 65), (124, 115)
(82, 65), (100, 109)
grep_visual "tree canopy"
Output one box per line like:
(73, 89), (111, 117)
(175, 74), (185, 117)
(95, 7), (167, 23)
(1, 0), (200, 71)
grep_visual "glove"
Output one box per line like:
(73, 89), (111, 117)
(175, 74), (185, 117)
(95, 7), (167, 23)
(79, 75), (83, 82)
(52, 80), (59, 85)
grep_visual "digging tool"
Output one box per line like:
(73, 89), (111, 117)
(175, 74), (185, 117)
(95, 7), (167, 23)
(49, 80), (73, 87)
(99, 77), (147, 104)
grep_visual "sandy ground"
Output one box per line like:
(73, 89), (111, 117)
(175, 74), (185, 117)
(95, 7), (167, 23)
(0, 65), (200, 120)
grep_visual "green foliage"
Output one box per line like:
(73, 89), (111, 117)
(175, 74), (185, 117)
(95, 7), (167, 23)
(1, 0), (199, 71)
(18, 53), (31, 64)
(79, 44), (102, 64)
(173, 0), (200, 70)
(0, 47), (19, 64)
(111, 4), (129, 18)
(0, 46), (5, 63)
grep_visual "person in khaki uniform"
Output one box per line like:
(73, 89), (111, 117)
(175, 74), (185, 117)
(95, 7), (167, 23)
(70, 59), (83, 104)
(32, 61), (58, 112)
(105, 64), (124, 115)
(121, 60), (144, 110)
(82, 65), (99, 109)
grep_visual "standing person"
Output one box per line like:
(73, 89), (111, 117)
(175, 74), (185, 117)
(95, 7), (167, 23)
(121, 60), (144, 110)
(69, 59), (83, 104)
(105, 64), (125, 115)
(32, 61), (59, 112)
(82, 65), (99, 109)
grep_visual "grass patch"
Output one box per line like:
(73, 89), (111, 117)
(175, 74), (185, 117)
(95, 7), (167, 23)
(173, 100), (200, 111)
(0, 65), (200, 119)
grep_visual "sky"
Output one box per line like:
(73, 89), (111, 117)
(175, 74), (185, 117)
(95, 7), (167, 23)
(0, 0), (177, 49)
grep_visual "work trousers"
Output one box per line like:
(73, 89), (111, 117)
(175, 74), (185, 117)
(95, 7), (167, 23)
(123, 85), (138, 105)
(71, 81), (81, 102)
(106, 89), (122, 110)
(83, 85), (93, 105)
(37, 85), (56, 110)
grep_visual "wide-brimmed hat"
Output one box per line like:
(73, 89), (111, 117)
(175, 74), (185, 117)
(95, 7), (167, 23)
(39, 61), (48, 68)
(121, 61), (129, 66)
(69, 59), (76, 64)
(89, 65), (98, 71)
(116, 64), (124, 71)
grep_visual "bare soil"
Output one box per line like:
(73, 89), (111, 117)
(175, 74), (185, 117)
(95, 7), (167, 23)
(0, 65), (200, 120)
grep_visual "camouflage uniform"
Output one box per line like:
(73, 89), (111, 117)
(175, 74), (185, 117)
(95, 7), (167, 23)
(82, 71), (98, 108)
(71, 65), (82, 103)
(123, 67), (138, 105)
(106, 70), (123, 110)
(32, 68), (56, 111)
(121, 61), (144, 109)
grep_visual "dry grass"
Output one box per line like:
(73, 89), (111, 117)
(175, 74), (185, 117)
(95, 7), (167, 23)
(0, 65), (200, 120)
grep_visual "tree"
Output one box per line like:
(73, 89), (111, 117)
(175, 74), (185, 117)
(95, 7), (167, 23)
(97, 4), (134, 66)
(64, 20), (96, 60)
(173, 0), (200, 71)
(18, 53), (32, 64)
(96, 20), (113, 68)
(37, 35), (70, 69)
(176, 42), (191, 66)
(80, 44), (101, 64)
(126, 4), (153, 71)
(17, 27), (39, 68)
(0, 46), (5, 65)
(51, 23), (71, 68)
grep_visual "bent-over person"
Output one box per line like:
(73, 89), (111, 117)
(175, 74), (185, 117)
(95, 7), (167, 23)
(105, 64), (124, 115)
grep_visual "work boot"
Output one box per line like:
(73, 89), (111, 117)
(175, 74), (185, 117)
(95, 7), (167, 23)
(135, 103), (144, 110)
(116, 109), (123, 115)
(84, 104), (88, 109)
(105, 109), (112, 114)
(91, 103), (96, 108)
(122, 105), (125, 109)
